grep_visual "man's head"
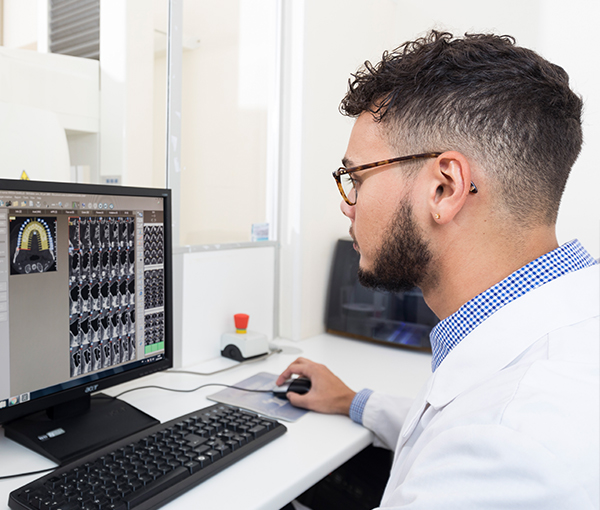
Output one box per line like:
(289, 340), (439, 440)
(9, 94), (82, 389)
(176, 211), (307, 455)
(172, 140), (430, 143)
(338, 31), (583, 296)
(341, 30), (583, 226)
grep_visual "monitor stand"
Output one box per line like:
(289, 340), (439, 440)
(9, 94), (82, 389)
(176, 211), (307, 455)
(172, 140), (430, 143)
(3, 393), (159, 466)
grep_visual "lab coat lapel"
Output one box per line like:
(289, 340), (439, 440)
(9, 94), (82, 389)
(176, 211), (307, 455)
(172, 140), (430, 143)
(397, 264), (599, 449)
(395, 377), (434, 449)
(428, 265), (598, 410)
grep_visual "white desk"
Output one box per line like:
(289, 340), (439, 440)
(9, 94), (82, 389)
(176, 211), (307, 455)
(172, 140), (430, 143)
(0, 334), (432, 509)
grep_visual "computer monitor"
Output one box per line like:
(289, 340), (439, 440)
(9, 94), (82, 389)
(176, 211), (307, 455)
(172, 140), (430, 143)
(0, 179), (172, 465)
(326, 238), (438, 352)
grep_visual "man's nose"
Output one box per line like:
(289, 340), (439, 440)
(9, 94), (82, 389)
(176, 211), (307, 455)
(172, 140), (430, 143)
(340, 198), (355, 220)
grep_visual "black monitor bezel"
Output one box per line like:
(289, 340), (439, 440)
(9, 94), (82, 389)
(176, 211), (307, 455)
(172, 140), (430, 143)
(0, 178), (173, 425)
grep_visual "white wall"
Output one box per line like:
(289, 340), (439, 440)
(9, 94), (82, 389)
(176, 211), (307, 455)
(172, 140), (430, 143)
(0, 47), (99, 181)
(2, 0), (37, 50)
(0, 101), (70, 181)
(152, 52), (168, 189)
(0, 47), (99, 133)
(175, 245), (276, 367)
(174, 0), (277, 246)
(537, 0), (600, 257)
(100, 0), (155, 186)
(280, 0), (404, 341)
(279, 0), (600, 341)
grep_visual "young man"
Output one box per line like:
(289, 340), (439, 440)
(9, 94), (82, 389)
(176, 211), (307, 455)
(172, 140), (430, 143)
(277, 31), (599, 508)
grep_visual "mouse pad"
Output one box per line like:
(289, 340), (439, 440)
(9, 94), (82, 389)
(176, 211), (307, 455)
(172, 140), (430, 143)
(207, 372), (309, 422)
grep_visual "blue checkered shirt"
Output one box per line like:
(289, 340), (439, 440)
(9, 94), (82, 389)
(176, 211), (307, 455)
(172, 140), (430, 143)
(349, 239), (597, 425)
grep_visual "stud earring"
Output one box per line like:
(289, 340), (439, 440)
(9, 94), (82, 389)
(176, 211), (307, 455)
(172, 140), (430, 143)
(434, 213), (441, 220)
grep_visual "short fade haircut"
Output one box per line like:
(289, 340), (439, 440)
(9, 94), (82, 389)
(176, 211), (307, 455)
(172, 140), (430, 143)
(340, 31), (583, 226)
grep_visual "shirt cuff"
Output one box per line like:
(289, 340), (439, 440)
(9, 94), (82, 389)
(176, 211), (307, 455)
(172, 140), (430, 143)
(349, 388), (374, 425)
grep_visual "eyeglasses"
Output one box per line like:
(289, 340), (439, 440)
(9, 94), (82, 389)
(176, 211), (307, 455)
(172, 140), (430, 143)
(332, 152), (478, 205)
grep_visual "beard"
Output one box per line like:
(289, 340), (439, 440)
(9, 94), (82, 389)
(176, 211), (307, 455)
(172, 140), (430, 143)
(357, 200), (434, 293)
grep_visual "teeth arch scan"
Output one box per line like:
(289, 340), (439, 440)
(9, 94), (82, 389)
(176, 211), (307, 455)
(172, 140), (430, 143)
(10, 217), (57, 274)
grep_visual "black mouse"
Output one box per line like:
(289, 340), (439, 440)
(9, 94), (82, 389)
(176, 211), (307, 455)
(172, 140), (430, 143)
(272, 377), (311, 399)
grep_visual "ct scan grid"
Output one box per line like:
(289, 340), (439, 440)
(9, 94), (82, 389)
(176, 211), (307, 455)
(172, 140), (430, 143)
(68, 215), (136, 378)
(143, 220), (165, 355)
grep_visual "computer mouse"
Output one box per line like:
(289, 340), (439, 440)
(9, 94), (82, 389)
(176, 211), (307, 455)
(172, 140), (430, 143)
(272, 377), (312, 399)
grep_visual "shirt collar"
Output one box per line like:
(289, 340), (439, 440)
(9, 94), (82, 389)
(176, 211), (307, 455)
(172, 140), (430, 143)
(429, 239), (598, 372)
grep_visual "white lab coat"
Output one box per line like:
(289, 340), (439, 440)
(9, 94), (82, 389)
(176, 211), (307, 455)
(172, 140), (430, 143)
(362, 264), (599, 509)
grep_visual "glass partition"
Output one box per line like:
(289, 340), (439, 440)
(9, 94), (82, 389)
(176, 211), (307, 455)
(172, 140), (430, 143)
(0, 0), (281, 246)
(0, 0), (168, 189)
(176, 0), (280, 245)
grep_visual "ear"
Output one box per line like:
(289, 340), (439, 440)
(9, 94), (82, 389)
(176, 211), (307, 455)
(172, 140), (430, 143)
(427, 151), (472, 225)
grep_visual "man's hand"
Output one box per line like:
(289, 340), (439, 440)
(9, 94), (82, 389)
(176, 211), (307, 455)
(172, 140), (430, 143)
(276, 357), (356, 415)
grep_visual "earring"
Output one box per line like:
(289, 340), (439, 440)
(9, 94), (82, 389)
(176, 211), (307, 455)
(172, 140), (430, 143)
(434, 213), (441, 220)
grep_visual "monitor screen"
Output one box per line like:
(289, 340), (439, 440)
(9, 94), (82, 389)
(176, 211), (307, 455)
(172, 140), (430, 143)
(0, 179), (172, 463)
(326, 238), (438, 352)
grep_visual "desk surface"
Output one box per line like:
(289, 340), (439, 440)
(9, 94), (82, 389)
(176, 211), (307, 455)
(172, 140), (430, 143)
(0, 334), (432, 510)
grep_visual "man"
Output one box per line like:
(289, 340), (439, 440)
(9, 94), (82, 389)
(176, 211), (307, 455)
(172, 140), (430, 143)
(277, 31), (599, 509)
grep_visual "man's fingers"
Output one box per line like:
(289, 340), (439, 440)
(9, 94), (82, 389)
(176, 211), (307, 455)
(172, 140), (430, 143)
(276, 357), (312, 385)
(286, 391), (311, 409)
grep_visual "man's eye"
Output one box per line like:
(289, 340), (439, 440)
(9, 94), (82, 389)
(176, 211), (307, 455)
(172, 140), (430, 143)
(342, 175), (355, 187)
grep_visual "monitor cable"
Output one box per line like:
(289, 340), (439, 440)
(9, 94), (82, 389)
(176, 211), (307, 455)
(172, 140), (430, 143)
(1, 383), (277, 480)
(168, 347), (282, 377)
(1, 351), (283, 480)
(0, 468), (55, 481)
(110, 382), (273, 400)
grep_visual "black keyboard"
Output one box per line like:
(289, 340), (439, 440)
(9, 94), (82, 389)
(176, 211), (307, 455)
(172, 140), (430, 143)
(9, 403), (286, 510)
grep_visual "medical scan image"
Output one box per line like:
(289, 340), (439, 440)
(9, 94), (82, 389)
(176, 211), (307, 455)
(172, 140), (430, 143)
(142, 222), (165, 354)
(144, 225), (164, 265)
(9, 216), (57, 275)
(144, 269), (164, 310)
(68, 216), (136, 377)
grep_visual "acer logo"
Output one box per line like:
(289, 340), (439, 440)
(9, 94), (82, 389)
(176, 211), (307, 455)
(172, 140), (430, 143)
(84, 384), (99, 393)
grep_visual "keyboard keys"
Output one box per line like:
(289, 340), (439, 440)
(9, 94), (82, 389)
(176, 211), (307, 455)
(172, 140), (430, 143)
(182, 433), (207, 447)
(194, 455), (211, 468)
(9, 404), (286, 510)
(184, 461), (202, 474)
(248, 425), (266, 438)
(123, 466), (189, 507)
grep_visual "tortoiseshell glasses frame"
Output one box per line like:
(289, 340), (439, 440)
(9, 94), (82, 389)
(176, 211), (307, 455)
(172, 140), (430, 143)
(332, 152), (478, 205)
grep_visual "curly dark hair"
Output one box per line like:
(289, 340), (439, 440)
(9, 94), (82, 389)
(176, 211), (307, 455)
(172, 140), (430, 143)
(340, 31), (583, 226)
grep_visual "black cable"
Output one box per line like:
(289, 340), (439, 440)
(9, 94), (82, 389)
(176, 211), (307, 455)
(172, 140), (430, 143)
(2, 384), (273, 480)
(111, 382), (273, 399)
(168, 348), (282, 377)
(0, 467), (55, 481)
(1, 352), (283, 481)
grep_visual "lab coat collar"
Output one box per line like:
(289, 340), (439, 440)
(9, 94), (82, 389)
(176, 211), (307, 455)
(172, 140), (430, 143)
(427, 264), (599, 409)
(397, 264), (599, 445)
